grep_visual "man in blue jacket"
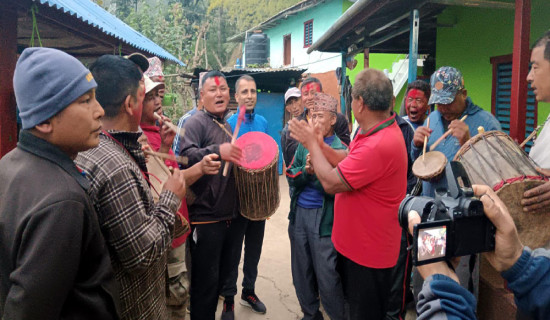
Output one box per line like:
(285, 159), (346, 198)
(411, 67), (501, 299)
(221, 75), (269, 319)
(408, 184), (549, 320)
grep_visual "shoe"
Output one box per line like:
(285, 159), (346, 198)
(221, 301), (234, 320)
(240, 292), (267, 314)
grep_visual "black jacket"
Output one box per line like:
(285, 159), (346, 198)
(180, 110), (239, 222)
(0, 130), (119, 320)
(395, 114), (417, 193)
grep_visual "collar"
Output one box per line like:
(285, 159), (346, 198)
(140, 123), (160, 133)
(17, 130), (90, 191)
(102, 130), (148, 174)
(202, 109), (229, 122)
(359, 113), (396, 137)
(463, 97), (483, 115)
(245, 110), (255, 121)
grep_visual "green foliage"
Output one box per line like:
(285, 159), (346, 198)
(208, 0), (301, 30)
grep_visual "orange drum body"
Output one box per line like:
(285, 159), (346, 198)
(234, 132), (280, 221)
(454, 131), (550, 249)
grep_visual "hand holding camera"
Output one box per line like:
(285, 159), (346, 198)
(402, 162), (524, 279)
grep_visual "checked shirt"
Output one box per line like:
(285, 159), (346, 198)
(76, 131), (180, 320)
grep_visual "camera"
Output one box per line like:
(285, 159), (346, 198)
(398, 161), (496, 266)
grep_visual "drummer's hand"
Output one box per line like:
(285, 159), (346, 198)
(159, 116), (176, 153)
(407, 210), (460, 282)
(412, 126), (432, 148)
(141, 145), (152, 163)
(163, 167), (186, 200)
(449, 120), (470, 146)
(289, 118), (317, 149)
(473, 185), (523, 272)
(522, 167), (550, 212)
(201, 154), (221, 175)
(305, 153), (314, 174)
(219, 143), (242, 163)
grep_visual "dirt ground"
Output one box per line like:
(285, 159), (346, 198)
(214, 175), (416, 319)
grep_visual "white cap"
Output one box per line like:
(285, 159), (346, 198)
(284, 87), (301, 104)
(144, 75), (165, 94)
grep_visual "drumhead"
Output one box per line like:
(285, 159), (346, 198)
(412, 151), (447, 180)
(236, 132), (279, 170)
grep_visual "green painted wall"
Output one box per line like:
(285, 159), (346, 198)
(264, 0), (343, 72)
(436, 1), (550, 126)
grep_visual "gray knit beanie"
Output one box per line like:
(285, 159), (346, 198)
(14, 47), (97, 129)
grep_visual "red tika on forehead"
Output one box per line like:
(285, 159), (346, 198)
(303, 82), (321, 93)
(407, 89), (425, 99)
(214, 76), (220, 86)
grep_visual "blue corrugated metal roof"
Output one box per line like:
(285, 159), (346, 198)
(37, 0), (185, 65)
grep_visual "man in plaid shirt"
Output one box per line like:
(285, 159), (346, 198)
(76, 55), (188, 320)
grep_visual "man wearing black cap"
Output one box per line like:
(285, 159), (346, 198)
(0, 47), (118, 319)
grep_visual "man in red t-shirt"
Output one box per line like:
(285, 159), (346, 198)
(289, 68), (407, 319)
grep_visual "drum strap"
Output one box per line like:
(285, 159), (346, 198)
(468, 254), (477, 294)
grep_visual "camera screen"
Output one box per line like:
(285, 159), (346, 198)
(417, 226), (447, 262)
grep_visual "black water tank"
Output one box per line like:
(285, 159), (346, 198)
(245, 32), (270, 66)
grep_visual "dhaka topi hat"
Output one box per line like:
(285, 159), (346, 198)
(144, 56), (164, 80)
(312, 93), (337, 113)
(428, 66), (465, 105)
(14, 47), (97, 129)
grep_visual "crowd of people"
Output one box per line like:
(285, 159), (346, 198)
(1, 30), (550, 320)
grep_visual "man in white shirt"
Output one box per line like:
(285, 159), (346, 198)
(523, 31), (550, 212)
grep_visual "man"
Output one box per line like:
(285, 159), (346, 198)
(409, 185), (550, 320)
(140, 75), (177, 166)
(179, 71), (244, 320)
(283, 78), (351, 172)
(286, 93), (346, 320)
(411, 66), (501, 299)
(0, 47), (118, 319)
(173, 72), (206, 158)
(289, 69), (407, 319)
(523, 31), (550, 212)
(75, 55), (187, 320)
(412, 66), (501, 197)
(281, 87), (303, 167)
(403, 80), (431, 130)
(221, 75), (269, 317)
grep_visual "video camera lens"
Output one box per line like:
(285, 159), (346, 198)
(398, 195), (435, 229)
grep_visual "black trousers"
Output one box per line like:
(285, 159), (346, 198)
(221, 215), (266, 297)
(338, 253), (393, 320)
(189, 218), (246, 320)
(386, 229), (413, 320)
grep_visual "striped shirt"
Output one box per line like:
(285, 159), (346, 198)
(76, 131), (180, 320)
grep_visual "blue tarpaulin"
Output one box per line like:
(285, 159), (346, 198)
(37, 0), (185, 65)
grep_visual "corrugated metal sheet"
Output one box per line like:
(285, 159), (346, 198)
(37, 0), (184, 65)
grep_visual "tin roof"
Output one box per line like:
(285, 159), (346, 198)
(33, 0), (184, 65)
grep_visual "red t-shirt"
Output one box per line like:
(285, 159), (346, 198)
(140, 124), (179, 168)
(332, 117), (407, 268)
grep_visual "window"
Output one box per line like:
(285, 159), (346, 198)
(304, 19), (313, 48)
(490, 54), (537, 151)
(283, 34), (291, 66)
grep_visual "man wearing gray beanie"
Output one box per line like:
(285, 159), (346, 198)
(0, 47), (119, 319)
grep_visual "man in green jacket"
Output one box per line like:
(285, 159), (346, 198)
(286, 93), (346, 320)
